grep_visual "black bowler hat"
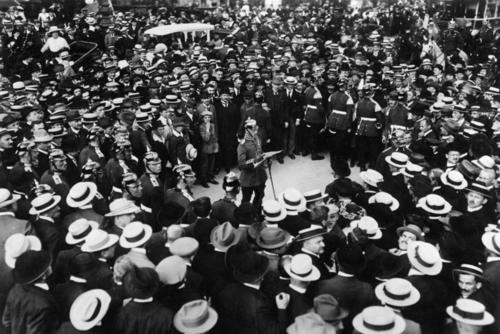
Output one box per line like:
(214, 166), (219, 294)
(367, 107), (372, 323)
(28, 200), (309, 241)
(12, 250), (51, 284)
(157, 202), (186, 227)
(124, 267), (159, 299)
(336, 243), (366, 275)
(232, 251), (269, 284)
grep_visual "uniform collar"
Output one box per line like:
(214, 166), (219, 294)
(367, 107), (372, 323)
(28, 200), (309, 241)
(487, 256), (500, 263)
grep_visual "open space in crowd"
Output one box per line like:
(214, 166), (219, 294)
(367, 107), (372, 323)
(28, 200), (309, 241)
(1, 0), (500, 333)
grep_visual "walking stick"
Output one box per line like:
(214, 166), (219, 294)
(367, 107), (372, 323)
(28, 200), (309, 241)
(267, 159), (277, 200)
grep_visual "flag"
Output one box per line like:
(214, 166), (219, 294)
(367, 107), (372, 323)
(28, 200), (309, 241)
(431, 40), (445, 69)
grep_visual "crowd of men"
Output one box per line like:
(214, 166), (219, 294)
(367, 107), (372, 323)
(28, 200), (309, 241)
(1, 0), (500, 333)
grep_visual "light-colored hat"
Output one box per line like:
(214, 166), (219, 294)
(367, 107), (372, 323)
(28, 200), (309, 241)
(407, 241), (443, 276)
(210, 221), (240, 252)
(46, 26), (62, 35)
(104, 198), (140, 217)
(401, 162), (423, 179)
(416, 194), (451, 215)
(262, 199), (287, 222)
(303, 189), (328, 203)
(170, 237), (199, 257)
(481, 231), (500, 255)
(396, 224), (424, 240)
(440, 170), (467, 190)
(279, 188), (306, 213)
(375, 278), (420, 308)
(174, 299), (218, 334)
(446, 299), (494, 326)
(4, 234), (42, 268)
(67, 182), (98, 208)
(119, 222), (153, 248)
(29, 193), (61, 215)
(156, 255), (187, 285)
(350, 216), (382, 240)
(185, 143), (198, 162)
(385, 152), (409, 169)
(65, 218), (99, 245)
(284, 254), (320, 282)
(70, 289), (111, 331)
(81, 229), (119, 253)
(368, 192), (399, 211)
(284, 76), (298, 85)
(352, 306), (406, 334)
(359, 169), (384, 188)
(472, 155), (495, 170)
(0, 188), (21, 209)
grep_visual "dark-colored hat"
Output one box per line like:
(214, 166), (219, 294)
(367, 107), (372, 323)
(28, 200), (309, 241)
(232, 251), (269, 283)
(374, 252), (407, 280)
(12, 250), (51, 284)
(408, 174), (433, 199)
(336, 243), (366, 274)
(330, 178), (356, 198)
(232, 202), (256, 226)
(123, 266), (160, 299)
(457, 160), (481, 181)
(157, 202), (186, 227)
(256, 227), (290, 250)
(69, 252), (98, 277)
(313, 294), (349, 322)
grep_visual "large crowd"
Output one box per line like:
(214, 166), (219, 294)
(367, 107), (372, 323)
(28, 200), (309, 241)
(0, 0), (500, 333)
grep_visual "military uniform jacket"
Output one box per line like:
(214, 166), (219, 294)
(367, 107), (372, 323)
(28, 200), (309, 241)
(237, 134), (267, 188)
(327, 91), (354, 131)
(355, 97), (384, 137)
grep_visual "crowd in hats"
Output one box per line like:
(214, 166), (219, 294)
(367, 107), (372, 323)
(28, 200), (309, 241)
(1, 0), (500, 333)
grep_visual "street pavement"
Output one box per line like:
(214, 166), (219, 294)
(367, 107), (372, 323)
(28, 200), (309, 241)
(191, 153), (363, 203)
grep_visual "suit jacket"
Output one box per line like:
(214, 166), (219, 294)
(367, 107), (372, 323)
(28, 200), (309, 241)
(114, 299), (173, 334)
(84, 260), (113, 291)
(57, 321), (106, 334)
(214, 283), (287, 334)
(405, 274), (448, 334)
(33, 217), (61, 259)
(52, 280), (88, 320)
(192, 246), (233, 298)
(483, 260), (500, 333)
(52, 247), (82, 285)
(284, 286), (312, 326)
(216, 102), (240, 148)
(315, 274), (376, 332)
(2, 284), (61, 334)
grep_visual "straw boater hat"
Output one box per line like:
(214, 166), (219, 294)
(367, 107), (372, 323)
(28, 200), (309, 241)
(65, 218), (99, 245)
(353, 306), (406, 334)
(446, 299), (494, 327)
(296, 225), (328, 242)
(452, 263), (485, 281)
(481, 231), (500, 255)
(407, 241), (443, 276)
(262, 199), (287, 222)
(440, 170), (467, 190)
(375, 278), (420, 308)
(359, 169), (384, 188)
(47, 26), (62, 35)
(70, 289), (111, 331)
(0, 188), (21, 209)
(368, 192), (399, 211)
(466, 181), (492, 199)
(104, 198), (140, 217)
(385, 152), (409, 169)
(174, 299), (218, 334)
(4, 234), (42, 269)
(29, 193), (61, 215)
(416, 194), (451, 215)
(350, 216), (383, 240)
(279, 188), (306, 213)
(81, 229), (119, 253)
(66, 182), (98, 208)
(303, 189), (328, 203)
(119, 221), (153, 249)
(284, 254), (320, 282)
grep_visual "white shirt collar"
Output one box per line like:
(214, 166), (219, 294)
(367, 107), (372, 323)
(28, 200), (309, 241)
(131, 248), (146, 254)
(0, 212), (15, 217)
(39, 216), (54, 223)
(34, 283), (49, 291)
(289, 283), (307, 294)
(408, 268), (425, 276)
(243, 282), (260, 290)
(487, 256), (500, 263)
(69, 275), (87, 283)
(133, 297), (153, 303)
(337, 271), (354, 277)
(80, 204), (93, 210)
(301, 248), (319, 258)
(467, 205), (483, 212)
